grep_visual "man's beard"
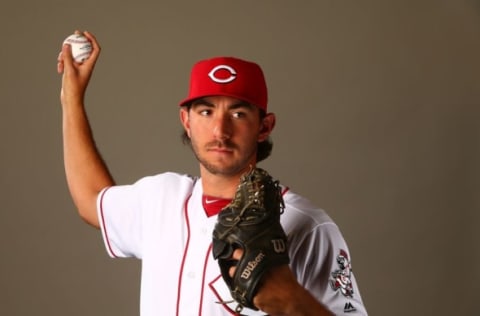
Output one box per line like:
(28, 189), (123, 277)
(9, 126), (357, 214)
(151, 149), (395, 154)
(190, 138), (257, 177)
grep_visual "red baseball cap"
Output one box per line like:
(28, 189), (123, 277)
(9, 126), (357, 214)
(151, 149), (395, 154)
(179, 56), (268, 111)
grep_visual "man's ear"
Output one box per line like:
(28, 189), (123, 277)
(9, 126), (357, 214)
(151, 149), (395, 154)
(258, 113), (276, 142)
(179, 107), (191, 137)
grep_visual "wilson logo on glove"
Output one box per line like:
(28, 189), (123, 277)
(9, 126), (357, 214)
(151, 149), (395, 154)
(241, 252), (266, 279)
(272, 239), (287, 253)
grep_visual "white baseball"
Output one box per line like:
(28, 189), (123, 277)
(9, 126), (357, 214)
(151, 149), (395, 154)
(63, 34), (92, 63)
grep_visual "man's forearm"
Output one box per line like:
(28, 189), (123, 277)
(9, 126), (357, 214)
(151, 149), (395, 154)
(62, 101), (114, 228)
(253, 266), (333, 316)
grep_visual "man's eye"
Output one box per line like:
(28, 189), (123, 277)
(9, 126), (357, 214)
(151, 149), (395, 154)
(232, 112), (246, 118)
(199, 109), (211, 116)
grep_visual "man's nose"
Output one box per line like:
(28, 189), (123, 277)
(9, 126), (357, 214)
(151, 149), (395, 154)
(213, 114), (232, 140)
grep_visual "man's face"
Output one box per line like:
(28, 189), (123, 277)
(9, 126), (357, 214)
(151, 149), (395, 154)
(180, 96), (274, 177)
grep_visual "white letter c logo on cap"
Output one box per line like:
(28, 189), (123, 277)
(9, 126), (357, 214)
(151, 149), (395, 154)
(208, 65), (237, 83)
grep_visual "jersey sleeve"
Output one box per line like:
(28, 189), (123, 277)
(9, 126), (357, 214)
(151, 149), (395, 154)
(296, 224), (367, 315)
(97, 183), (142, 258)
(282, 192), (368, 315)
(97, 172), (195, 259)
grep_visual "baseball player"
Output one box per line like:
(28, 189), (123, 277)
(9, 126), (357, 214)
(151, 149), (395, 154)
(57, 31), (368, 316)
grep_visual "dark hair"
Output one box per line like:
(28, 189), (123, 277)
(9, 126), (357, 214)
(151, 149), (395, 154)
(180, 105), (273, 163)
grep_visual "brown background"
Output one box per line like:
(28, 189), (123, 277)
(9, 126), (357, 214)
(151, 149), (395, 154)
(0, 1), (478, 315)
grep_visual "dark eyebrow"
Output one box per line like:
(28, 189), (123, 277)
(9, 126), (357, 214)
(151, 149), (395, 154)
(191, 98), (214, 107)
(229, 102), (256, 111)
(191, 98), (256, 111)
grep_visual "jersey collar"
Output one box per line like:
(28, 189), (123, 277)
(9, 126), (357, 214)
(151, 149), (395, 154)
(202, 195), (231, 217)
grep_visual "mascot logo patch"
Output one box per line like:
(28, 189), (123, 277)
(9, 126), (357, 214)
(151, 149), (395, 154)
(330, 249), (354, 298)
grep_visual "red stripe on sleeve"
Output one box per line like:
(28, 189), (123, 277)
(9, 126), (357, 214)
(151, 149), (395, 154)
(99, 187), (118, 258)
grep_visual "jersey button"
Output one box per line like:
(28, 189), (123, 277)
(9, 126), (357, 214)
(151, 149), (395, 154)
(187, 271), (196, 279)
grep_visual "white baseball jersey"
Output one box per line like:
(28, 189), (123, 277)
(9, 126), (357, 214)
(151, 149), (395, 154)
(97, 172), (368, 315)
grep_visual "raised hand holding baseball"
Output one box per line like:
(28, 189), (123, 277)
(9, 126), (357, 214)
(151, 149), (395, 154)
(63, 33), (92, 63)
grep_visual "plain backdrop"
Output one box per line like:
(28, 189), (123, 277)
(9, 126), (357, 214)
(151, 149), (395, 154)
(0, 1), (478, 315)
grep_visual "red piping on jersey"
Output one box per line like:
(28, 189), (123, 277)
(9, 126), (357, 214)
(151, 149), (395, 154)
(99, 187), (118, 258)
(208, 275), (237, 315)
(198, 243), (213, 315)
(176, 194), (192, 316)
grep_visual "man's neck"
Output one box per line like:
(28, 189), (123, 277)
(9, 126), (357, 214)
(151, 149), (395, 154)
(200, 164), (256, 198)
(200, 173), (240, 199)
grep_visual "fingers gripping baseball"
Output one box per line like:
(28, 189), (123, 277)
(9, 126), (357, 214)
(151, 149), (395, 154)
(58, 31), (100, 105)
(212, 168), (290, 312)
